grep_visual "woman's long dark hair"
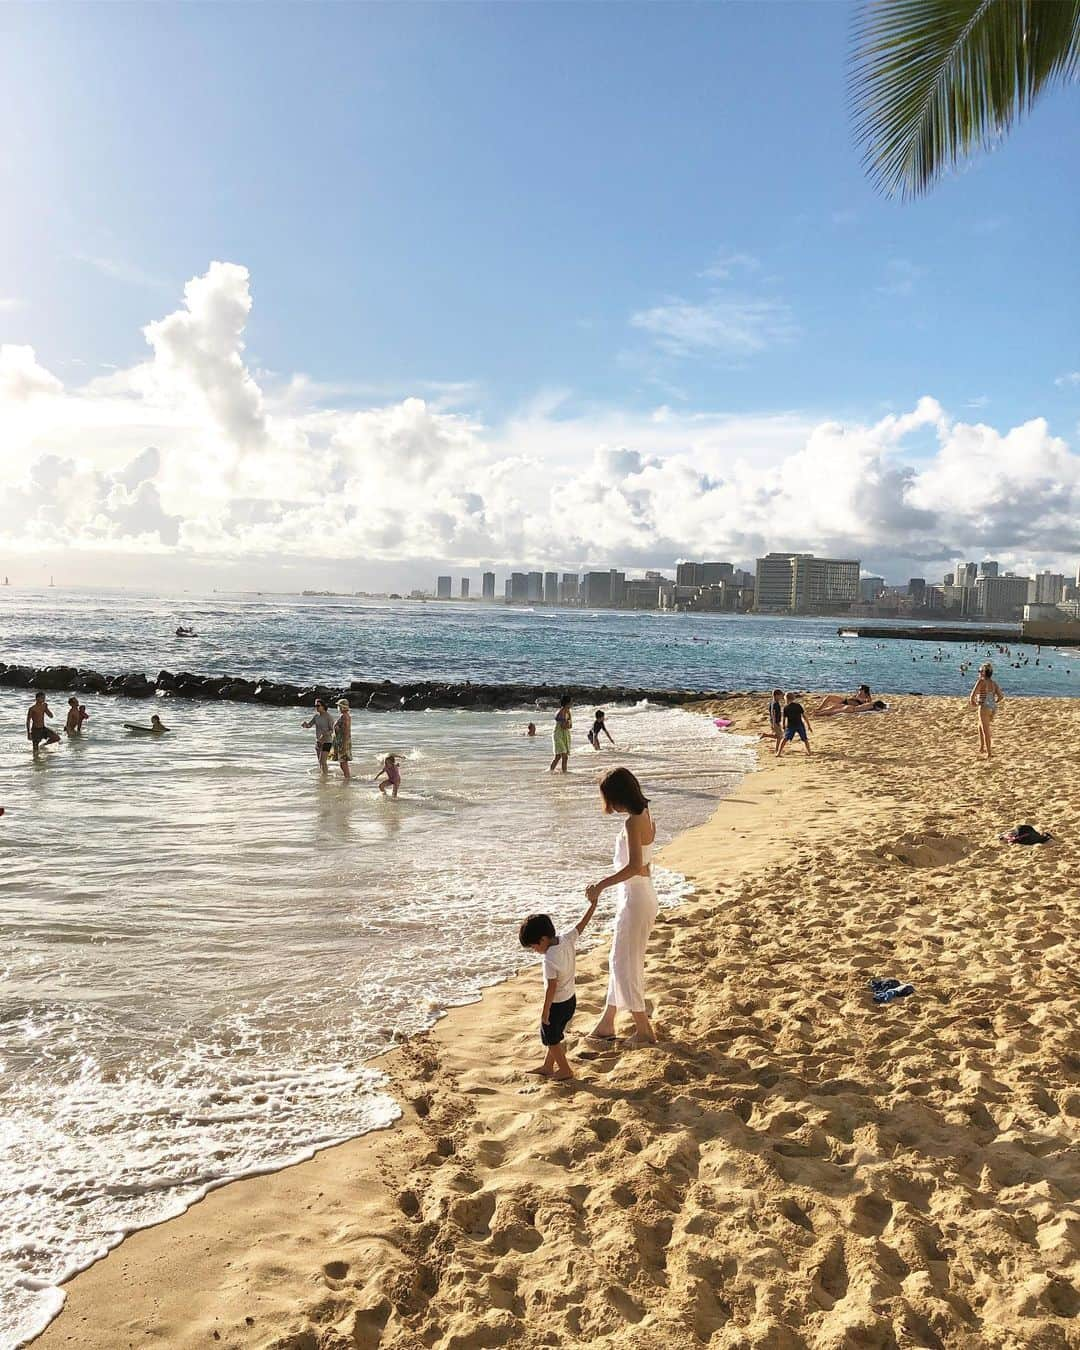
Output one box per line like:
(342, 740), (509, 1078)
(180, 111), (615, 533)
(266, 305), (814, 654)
(599, 767), (649, 815)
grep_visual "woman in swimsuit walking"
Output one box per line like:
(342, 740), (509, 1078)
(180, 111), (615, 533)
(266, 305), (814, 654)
(969, 662), (1004, 758)
(586, 767), (658, 1046)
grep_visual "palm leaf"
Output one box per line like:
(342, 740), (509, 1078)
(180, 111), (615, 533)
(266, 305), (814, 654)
(850, 0), (1080, 198)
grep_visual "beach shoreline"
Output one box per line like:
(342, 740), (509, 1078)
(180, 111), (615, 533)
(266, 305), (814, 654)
(32, 694), (1080, 1350)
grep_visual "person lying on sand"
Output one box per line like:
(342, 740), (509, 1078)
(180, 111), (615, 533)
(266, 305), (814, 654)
(819, 697), (889, 718)
(519, 888), (600, 1081)
(814, 684), (872, 716)
(125, 714), (170, 735)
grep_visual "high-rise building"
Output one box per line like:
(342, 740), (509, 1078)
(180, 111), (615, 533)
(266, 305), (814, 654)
(908, 578), (926, 606)
(504, 579), (512, 600)
(560, 573), (579, 603)
(943, 572), (955, 586)
(979, 560), (999, 578)
(644, 570), (664, 582)
(979, 574), (1030, 621)
(581, 571), (612, 606)
(544, 571), (559, 604)
(859, 576), (885, 603)
(754, 553), (860, 613)
(436, 576), (452, 599)
(510, 572), (528, 602)
(482, 571), (496, 600)
(956, 562), (979, 588)
(460, 578), (470, 599)
(609, 570), (626, 606)
(527, 571), (544, 602)
(623, 578), (661, 609)
(1033, 571), (1065, 604)
(676, 561), (733, 587)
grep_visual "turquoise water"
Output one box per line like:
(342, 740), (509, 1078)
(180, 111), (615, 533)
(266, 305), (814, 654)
(1, 588), (1077, 696)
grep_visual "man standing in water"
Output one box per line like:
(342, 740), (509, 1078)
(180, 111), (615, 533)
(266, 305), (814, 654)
(549, 694), (572, 774)
(26, 691), (61, 753)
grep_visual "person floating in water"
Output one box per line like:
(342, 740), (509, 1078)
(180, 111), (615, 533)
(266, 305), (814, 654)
(26, 691), (61, 753)
(125, 714), (170, 734)
(376, 753), (401, 798)
(301, 698), (334, 773)
(549, 694), (572, 774)
(175, 625), (196, 637)
(525, 722), (537, 737)
(587, 709), (615, 751)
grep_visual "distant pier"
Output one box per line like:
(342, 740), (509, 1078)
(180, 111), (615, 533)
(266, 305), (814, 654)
(839, 623), (1080, 647)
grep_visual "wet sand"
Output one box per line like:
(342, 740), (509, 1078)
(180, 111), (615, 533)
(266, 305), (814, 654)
(35, 695), (1079, 1349)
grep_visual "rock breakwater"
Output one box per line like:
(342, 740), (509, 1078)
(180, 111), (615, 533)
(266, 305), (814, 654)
(0, 662), (731, 711)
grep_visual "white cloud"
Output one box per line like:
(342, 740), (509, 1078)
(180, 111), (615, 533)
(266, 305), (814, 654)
(630, 295), (797, 359)
(1055, 371), (1080, 389)
(0, 261), (1076, 584)
(0, 344), (64, 399)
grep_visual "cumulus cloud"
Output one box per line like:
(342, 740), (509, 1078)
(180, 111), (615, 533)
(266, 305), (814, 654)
(0, 344), (64, 399)
(0, 262), (1076, 585)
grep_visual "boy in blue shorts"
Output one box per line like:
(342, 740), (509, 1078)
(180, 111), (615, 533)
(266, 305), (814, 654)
(777, 692), (812, 757)
(519, 889), (599, 1080)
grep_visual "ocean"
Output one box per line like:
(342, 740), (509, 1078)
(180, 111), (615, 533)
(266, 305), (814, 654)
(0, 589), (1076, 1348)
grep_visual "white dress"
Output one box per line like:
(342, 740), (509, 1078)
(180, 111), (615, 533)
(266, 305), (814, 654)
(606, 822), (658, 1012)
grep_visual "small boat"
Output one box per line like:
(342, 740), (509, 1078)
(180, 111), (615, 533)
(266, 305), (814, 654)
(839, 629), (859, 639)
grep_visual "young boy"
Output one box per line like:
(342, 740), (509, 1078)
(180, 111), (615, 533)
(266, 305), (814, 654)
(587, 709), (615, 751)
(767, 688), (784, 749)
(776, 691), (812, 757)
(519, 890), (599, 1080)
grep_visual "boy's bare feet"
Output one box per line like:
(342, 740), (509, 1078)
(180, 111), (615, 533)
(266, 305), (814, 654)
(550, 1070), (574, 1081)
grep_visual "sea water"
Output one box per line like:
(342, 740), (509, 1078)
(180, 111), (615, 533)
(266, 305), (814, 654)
(0, 685), (755, 1348)
(2, 587), (1078, 696)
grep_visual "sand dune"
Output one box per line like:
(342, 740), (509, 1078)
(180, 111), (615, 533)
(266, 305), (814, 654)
(35, 696), (1079, 1350)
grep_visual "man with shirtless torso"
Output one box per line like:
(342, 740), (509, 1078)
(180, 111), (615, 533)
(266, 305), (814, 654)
(26, 691), (61, 753)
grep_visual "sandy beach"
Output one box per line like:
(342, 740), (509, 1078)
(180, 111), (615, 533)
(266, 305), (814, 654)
(34, 695), (1079, 1350)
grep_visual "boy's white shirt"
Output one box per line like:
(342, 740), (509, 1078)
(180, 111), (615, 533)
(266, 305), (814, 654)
(541, 927), (579, 1003)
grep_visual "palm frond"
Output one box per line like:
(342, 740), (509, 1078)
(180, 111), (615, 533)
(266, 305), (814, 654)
(850, 0), (1080, 198)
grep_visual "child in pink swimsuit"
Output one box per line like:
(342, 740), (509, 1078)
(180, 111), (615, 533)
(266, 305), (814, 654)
(376, 754), (401, 798)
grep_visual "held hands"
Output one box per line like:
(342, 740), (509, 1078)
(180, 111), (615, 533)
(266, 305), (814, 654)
(585, 882), (602, 905)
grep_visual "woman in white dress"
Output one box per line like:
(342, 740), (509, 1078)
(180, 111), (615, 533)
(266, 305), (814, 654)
(586, 767), (658, 1045)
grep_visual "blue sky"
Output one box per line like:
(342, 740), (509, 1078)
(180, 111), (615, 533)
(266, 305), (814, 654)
(0, 2), (1077, 589)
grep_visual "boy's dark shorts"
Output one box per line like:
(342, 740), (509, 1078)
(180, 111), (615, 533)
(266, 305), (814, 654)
(784, 724), (808, 742)
(541, 994), (577, 1046)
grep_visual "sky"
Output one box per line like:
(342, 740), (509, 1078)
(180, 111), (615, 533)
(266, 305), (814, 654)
(0, 1), (1077, 593)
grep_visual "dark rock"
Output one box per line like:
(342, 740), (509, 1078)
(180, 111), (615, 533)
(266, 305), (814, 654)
(73, 670), (109, 693)
(1, 665), (35, 688)
(32, 666), (80, 691)
(156, 670), (176, 691)
(119, 672), (155, 698)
